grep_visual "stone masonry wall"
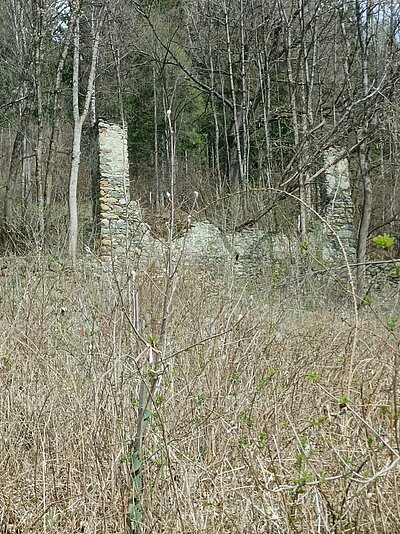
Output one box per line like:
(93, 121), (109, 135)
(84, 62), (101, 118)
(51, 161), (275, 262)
(95, 120), (131, 260)
(321, 147), (356, 261)
(93, 122), (356, 272)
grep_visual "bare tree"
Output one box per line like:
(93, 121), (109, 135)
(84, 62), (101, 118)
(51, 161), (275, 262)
(33, 0), (46, 242)
(68, 0), (107, 263)
(45, 4), (78, 209)
(2, 0), (33, 230)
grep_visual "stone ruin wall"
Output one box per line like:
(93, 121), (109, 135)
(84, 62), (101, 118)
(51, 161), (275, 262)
(92, 121), (356, 272)
(92, 121), (132, 260)
(322, 147), (355, 261)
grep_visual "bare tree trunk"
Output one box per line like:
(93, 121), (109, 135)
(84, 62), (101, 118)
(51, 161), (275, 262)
(3, 0), (31, 231)
(223, 0), (243, 191)
(22, 124), (31, 213)
(4, 130), (23, 225)
(239, 0), (249, 187)
(209, 45), (222, 192)
(33, 0), (45, 242)
(109, 26), (126, 128)
(220, 74), (231, 185)
(89, 5), (97, 128)
(283, 6), (306, 239)
(127, 108), (181, 534)
(68, 6), (104, 264)
(355, 0), (372, 299)
(153, 65), (160, 207)
(257, 47), (272, 187)
(356, 126), (371, 298)
(45, 10), (77, 208)
(69, 17), (82, 263)
(299, 0), (317, 232)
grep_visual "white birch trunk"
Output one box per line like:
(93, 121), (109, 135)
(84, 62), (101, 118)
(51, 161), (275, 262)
(68, 7), (104, 263)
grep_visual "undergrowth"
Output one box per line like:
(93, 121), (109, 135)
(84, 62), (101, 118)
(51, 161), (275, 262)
(0, 257), (399, 533)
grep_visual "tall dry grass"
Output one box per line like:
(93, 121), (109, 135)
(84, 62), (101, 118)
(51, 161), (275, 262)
(0, 256), (399, 533)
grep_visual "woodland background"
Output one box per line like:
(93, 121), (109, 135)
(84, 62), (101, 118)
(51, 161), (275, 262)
(1, 0), (400, 267)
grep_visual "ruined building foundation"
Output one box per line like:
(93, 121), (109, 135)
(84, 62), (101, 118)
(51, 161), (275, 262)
(92, 120), (355, 271)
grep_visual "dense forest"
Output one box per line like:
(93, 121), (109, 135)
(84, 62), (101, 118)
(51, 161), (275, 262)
(2, 2), (400, 533)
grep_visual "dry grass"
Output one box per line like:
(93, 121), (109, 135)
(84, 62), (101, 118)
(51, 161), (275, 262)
(0, 257), (399, 533)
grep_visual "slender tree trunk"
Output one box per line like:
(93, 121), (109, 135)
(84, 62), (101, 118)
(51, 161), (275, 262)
(22, 124), (31, 213)
(89, 5), (97, 128)
(69, 128), (82, 261)
(299, 0), (317, 231)
(220, 74), (231, 186)
(356, 127), (371, 298)
(34, 0), (45, 242)
(153, 65), (160, 207)
(355, 0), (372, 299)
(209, 46), (221, 192)
(68, 7), (104, 263)
(239, 0), (249, 187)
(4, 130), (23, 226)
(45, 10), (77, 209)
(69, 18), (82, 263)
(109, 28), (126, 128)
(284, 9), (306, 238)
(223, 0), (243, 191)
(257, 48), (272, 187)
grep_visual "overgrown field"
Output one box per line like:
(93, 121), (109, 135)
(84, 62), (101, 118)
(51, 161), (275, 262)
(1, 256), (399, 533)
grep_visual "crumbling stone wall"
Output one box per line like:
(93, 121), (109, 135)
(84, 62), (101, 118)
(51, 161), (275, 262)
(321, 147), (356, 261)
(92, 122), (355, 272)
(93, 120), (131, 260)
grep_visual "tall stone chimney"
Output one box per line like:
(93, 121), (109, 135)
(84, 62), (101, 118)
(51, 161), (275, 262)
(92, 120), (131, 260)
(322, 147), (355, 260)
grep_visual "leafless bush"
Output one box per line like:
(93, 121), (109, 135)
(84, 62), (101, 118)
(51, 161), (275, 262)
(0, 258), (399, 533)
